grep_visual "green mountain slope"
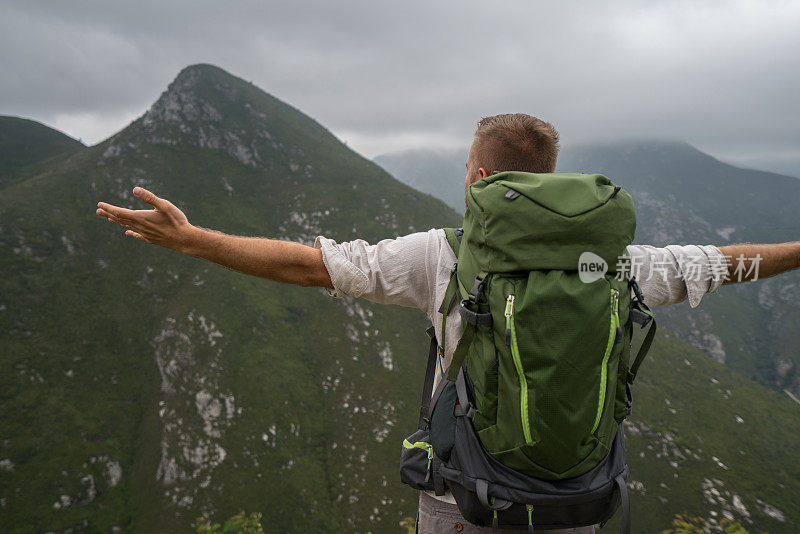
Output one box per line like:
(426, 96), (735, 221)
(1, 65), (798, 533)
(0, 64), (460, 533)
(0, 116), (85, 188)
(615, 330), (799, 532)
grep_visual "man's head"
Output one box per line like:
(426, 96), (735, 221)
(465, 114), (560, 201)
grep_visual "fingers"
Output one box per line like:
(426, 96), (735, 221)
(125, 230), (148, 242)
(96, 205), (139, 232)
(96, 202), (140, 220)
(96, 207), (118, 219)
(97, 187), (175, 218)
(133, 187), (166, 210)
(96, 209), (134, 233)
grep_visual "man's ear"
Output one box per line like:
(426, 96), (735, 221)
(478, 168), (490, 179)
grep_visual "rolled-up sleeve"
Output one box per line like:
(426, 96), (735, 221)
(626, 244), (727, 307)
(314, 230), (440, 313)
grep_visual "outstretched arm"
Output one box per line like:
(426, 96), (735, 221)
(718, 241), (800, 284)
(96, 187), (333, 288)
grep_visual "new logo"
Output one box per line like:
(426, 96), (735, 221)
(578, 252), (608, 283)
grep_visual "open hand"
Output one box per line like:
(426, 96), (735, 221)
(96, 187), (195, 251)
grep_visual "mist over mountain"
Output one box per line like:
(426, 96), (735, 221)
(374, 149), (468, 213)
(1, 65), (798, 533)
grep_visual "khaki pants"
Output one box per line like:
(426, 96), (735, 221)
(417, 491), (596, 533)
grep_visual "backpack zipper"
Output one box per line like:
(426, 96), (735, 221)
(591, 288), (620, 434)
(505, 294), (533, 444)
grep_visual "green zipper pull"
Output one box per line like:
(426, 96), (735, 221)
(504, 295), (515, 346)
(424, 443), (433, 483)
(613, 289), (622, 343)
(526, 504), (534, 533)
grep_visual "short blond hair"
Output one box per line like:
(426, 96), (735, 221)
(472, 114), (560, 174)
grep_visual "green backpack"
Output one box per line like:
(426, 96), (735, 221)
(400, 171), (657, 533)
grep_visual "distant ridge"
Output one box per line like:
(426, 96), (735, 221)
(0, 115), (84, 187)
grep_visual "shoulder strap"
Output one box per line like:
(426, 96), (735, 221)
(417, 326), (438, 430)
(420, 228), (465, 411)
(436, 228), (463, 362)
(443, 227), (463, 256)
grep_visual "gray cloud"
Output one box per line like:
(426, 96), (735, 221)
(1, 0), (798, 175)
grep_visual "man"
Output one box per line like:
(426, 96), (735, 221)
(96, 114), (800, 533)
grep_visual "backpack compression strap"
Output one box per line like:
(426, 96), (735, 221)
(445, 267), (494, 382)
(615, 475), (631, 534)
(626, 278), (657, 384)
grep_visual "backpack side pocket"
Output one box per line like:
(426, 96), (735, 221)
(400, 429), (435, 491)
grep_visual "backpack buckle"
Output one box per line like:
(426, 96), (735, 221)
(628, 277), (645, 304)
(469, 276), (486, 300)
(419, 414), (431, 431)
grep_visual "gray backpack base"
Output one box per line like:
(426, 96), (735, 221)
(438, 370), (629, 531)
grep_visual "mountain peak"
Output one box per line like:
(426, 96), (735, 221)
(175, 62), (230, 79)
(111, 63), (324, 168)
(139, 64), (240, 137)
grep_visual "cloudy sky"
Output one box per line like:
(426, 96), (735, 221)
(2, 0), (799, 175)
